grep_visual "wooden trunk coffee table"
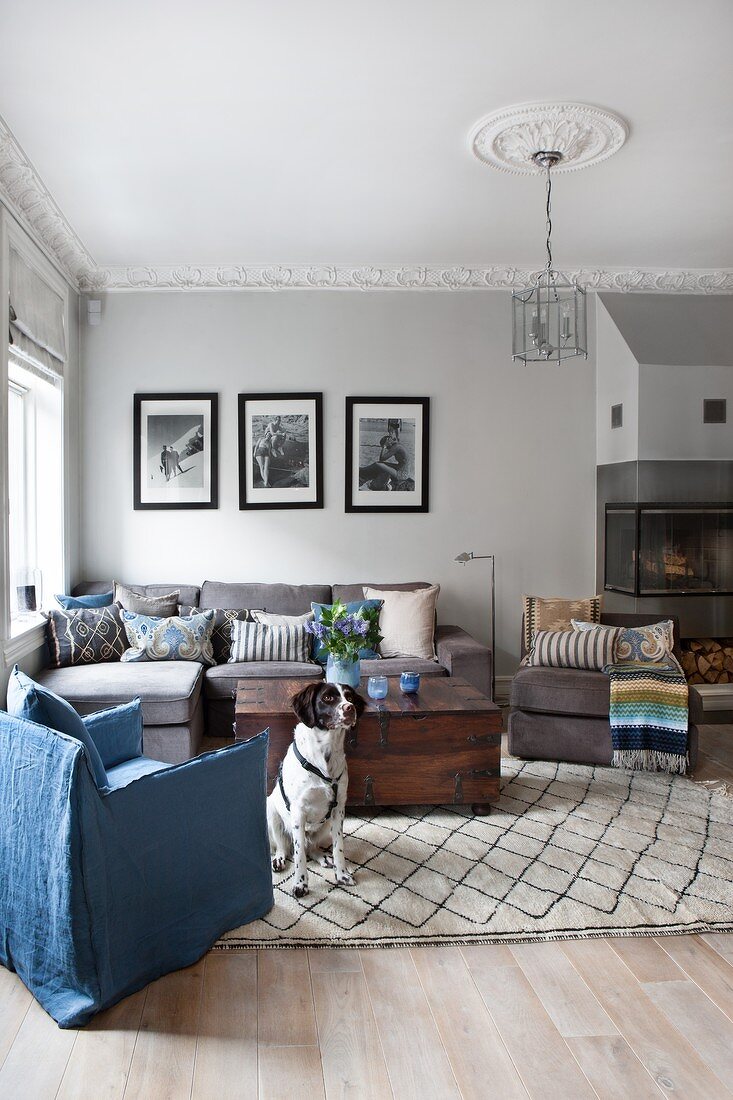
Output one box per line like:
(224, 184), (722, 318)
(234, 676), (501, 814)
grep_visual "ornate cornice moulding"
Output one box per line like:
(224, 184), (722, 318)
(80, 264), (733, 294)
(0, 114), (95, 286)
(2, 115), (732, 296)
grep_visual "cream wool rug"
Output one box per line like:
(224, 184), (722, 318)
(214, 759), (733, 949)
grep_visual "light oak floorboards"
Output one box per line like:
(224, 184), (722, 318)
(463, 946), (596, 1099)
(311, 969), (392, 1100)
(1, 732), (732, 1098)
(258, 1045), (326, 1100)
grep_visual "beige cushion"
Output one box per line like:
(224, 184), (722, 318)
(523, 594), (602, 653)
(114, 580), (180, 617)
(364, 585), (440, 660)
(252, 610), (314, 628)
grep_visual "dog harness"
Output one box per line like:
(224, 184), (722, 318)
(278, 742), (342, 823)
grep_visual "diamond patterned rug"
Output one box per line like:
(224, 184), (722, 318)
(214, 758), (733, 949)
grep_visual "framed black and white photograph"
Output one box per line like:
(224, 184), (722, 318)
(133, 392), (218, 510)
(345, 396), (430, 513)
(238, 392), (323, 509)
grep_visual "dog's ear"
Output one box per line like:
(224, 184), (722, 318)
(348, 689), (366, 718)
(292, 682), (320, 728)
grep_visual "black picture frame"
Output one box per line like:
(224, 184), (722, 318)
(238, 392), (324, 509)
(133, 392), (218, 510)
(345, 396), (430, 513)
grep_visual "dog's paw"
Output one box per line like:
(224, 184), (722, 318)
(293, 880), (309, 898)
(271, 856), (287, 873)
(336, 870), (355, 887)
(320, 852), (335, 869)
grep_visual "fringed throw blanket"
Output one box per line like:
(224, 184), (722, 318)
(605, 661), (689, 774)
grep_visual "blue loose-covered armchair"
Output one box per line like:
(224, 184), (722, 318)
(0, 668), (273, 1028)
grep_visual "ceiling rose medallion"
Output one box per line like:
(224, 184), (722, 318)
(470, 101), (628, 175)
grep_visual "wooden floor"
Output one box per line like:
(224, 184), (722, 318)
(1, 724), (732, 1100)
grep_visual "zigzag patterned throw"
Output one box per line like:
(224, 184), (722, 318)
(605, 661), (689, 774)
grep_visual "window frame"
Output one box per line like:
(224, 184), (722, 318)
(1, 207), (71, 661)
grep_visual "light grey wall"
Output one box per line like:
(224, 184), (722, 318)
(80, 289), (598, 675)
(638, 362), (733, 460)
(596, 297), (639, 465)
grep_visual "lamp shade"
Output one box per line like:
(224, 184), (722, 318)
(512, 270), (587, 364)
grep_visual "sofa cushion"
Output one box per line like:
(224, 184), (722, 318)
(120, 610), (216, 666)
(72, 581), (202, 608)
(82, 698), (143, 769)
(332, 581), (432, 604)
(205, 661), (322, 699)
(511, 665), (613, 718)
(7, 666), (109, 791)
(35, 662), (203, 725)
(360, 657), (447, 679)
(200, 581), (331, 615)
(46, 606), (126, 667)
(105, 755), (168, 790)
(114, 581), (180, 617)
(55, 590), (114, 610)
(511, 664), (704, 725)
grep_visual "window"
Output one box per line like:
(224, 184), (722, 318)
(5, 231), (67, 637)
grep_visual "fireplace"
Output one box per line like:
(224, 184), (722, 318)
(605, 504), (733, 597)
(597, 461), (733, 638)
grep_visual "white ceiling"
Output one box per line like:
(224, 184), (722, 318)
(1, 0), (732, 272)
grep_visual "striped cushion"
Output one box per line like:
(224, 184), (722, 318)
(527, 626), (621, 671)
(229, 619), (312, 663)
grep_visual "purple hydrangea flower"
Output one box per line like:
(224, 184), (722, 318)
(354, 618), (370, 636)
(335, 618), (352, 636)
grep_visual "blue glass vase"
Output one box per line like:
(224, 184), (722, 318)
(325, 654), (361, 688)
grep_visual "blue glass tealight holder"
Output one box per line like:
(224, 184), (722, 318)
(400, 672), (420, 694)
(367, 676), (389, 700)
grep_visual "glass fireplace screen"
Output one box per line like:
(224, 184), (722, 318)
(605, 504), (733, 596)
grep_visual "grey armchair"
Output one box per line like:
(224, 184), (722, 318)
(508, 613), (702, 769)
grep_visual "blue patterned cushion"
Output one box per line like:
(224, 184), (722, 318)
(121, 610), (216, 665)
(572, 619), (674, 664)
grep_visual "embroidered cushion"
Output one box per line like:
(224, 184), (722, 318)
(523, 594), (602, 653)
(121, 610), (215, 665)
(55, 591), (114, 610)
(179, 605), (261, 664)
(114, 581), (180, 617)
(46, 606), (126, 667)
(309, 599), (383, 664)
(364, 585), (440, 660)
(573, 618), (675, 664)
(229, 620), (312, 663)
(527, 626), (621, 671)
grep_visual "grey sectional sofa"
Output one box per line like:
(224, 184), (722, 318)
(37, 580), (492, 763)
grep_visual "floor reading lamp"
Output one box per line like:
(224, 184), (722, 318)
(454, 551), (496, 702)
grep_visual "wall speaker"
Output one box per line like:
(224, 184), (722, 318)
(610, 403), (623, 429)
(87, 299), (102, 326)
(703, 399), (727, 424)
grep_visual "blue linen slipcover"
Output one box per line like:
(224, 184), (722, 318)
(0, 711), (273, 1027)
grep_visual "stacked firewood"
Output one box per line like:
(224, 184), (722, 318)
(680, 638), (733, 684)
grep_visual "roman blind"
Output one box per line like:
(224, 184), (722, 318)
(8, 247), (66, 382)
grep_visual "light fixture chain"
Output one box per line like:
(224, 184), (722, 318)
(545, 165), (553, 272)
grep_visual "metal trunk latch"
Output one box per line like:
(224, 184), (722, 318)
(454, 773), (464, 803)
(378, 706), (389, 747)
(364, 775), (375, 805)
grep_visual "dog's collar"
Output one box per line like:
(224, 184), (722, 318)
(278, 743), (343, 823)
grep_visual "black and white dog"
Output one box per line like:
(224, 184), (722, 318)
(267, 681), (365, 897)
